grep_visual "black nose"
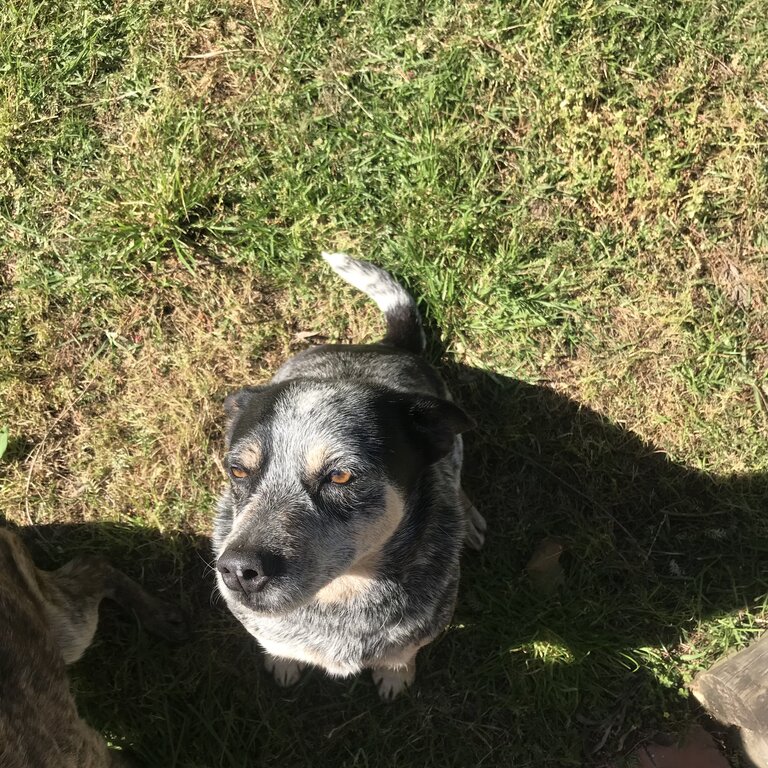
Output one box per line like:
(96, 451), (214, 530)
(216, 548), (285, 595)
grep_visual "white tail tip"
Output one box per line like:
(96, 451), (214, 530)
(321, 251), (350, 269)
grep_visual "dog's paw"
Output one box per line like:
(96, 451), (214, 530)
(464, 502), (487, 551)
(264, 654), (304, 687)
(372, 665), (415, 701)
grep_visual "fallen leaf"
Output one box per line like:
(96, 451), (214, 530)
(526, 538), (565, 595)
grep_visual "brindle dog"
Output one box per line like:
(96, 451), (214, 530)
(0, 527), (186, 767)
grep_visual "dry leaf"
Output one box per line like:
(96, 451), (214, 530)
(526, 538), (565, 595)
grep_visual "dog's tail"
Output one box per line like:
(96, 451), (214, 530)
(322, 252), (425, 354)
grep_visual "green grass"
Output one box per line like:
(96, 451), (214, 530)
(1, 0), (768, 765)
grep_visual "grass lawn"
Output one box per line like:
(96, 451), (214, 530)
(2, 0), (768, 765)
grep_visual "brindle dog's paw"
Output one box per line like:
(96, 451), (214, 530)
(372, 665), (415, 701)
(264, 654), (304, 687)
(109, 748), (144, 767)
(138, 600), (189, 643)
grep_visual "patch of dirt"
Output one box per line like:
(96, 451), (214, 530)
(0, 264), (295, 530)
(178, 14), (272, 105)
(633, 726), (730, 768)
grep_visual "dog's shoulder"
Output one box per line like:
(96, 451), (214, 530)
(0, 528), (137, 767)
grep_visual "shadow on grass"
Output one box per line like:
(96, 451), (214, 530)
(446, 364), (768, 764)
(7, 369), (767, 768)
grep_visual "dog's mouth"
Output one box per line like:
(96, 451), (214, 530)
(215, 569), (316, 615)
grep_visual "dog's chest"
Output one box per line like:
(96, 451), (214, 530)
(230, 588), (418, 676)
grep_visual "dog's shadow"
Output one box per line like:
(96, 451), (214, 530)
(14, 367), (768, 768)
(444, 364), (768, 762)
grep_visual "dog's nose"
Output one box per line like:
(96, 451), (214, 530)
(216, 548), (284, 595)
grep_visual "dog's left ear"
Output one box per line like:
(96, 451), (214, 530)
(400, 395), (475, 465)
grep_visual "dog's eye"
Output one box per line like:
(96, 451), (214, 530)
(230, 466), (249, 480)
(328, 469), (352, 485)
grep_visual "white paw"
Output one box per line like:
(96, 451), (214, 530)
(372, 666), (414, 701)
(264, 655), (304, 687)
(465, 502), (487, 551)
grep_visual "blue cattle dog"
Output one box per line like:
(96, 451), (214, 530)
(213, 254), (485, 700)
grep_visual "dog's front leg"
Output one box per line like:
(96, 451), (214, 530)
(100, 561), (188, 643)
(264, 653), (305, 687)
(371, 655), (417, 701)
(41, 555), (187, 664)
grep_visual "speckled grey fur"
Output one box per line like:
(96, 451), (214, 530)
(213, 254), (485, 698)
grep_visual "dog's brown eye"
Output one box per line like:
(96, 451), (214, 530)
(329, 469), (352, 485)
(230, 466), (249, 480)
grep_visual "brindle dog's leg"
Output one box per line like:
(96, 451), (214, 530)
(38, 555), (187, 665)
(108, 750), (142, 767)
(461, 490), (486, 551)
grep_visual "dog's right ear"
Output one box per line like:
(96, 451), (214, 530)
(223, 386), (268, 447)
(379, 392), (475, 468)
(224, 387), (262, 422)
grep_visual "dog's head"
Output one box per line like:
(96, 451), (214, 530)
(214, 380), (473, 614)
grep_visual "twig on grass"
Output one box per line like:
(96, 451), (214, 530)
(183, 49), (259, 60)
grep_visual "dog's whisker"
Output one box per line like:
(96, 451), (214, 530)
(196, 551), (218, 577)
